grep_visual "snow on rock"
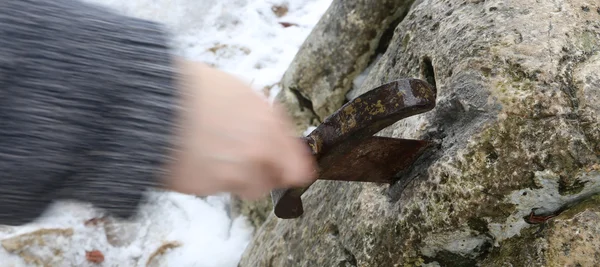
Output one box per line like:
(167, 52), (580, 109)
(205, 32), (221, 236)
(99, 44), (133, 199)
(0, 0), (332, 266)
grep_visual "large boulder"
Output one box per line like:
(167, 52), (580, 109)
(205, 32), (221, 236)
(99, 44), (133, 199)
(239, 0), (600, 266)
(235, 0), (418, 228)
(275, 0), (417, 134)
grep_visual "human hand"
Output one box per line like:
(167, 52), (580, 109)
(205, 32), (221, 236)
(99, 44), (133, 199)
(165, 59), (316, 200)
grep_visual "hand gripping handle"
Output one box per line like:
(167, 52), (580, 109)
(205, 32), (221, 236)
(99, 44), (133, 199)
(271, 78), (437, 219)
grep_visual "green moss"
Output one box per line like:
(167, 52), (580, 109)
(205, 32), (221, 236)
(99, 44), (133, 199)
(492, 79), (535, 105)
(577, 30), (599, 54)
(467, 217), (490, 234)
(507, 62), (529, 82)
(495, 81), (508, 93)
(480, 67), (492, 77)
(558, 177), (587, 195)
(489, 58), (549, 106)
(479, 203), (517, 221)
(480, 226), (545, 266)
(402, 257), (425, 267)
(241, 3), (600, 266)
(411, 92), (596, 231)
(521, 80), (535, 91)
(555, 193), (600, 219)
(480, 194), (600, 265)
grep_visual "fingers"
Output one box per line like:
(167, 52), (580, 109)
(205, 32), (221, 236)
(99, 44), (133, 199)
(278, 136), (316, 187)
(232, 108), (316, 200)
(169, 60), (318, 199)
(274, 105), (317, 187)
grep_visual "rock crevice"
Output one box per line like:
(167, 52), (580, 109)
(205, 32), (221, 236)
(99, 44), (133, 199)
(240, 0), (600, 266)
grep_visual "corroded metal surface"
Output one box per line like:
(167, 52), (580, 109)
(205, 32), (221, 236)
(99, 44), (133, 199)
(271, 78), (437, 219)
(318, 137), (433, 182)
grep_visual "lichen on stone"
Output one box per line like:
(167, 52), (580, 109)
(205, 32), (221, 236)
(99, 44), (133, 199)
(239, 0), (600, 266)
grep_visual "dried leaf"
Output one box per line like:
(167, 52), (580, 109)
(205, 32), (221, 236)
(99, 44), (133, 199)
(2, 228), (73, 252)
(279, 22), (298, 28)
(84, 217), (107, 227)
(271, 5), (289, 17)
(1, 228), (74, 266)
(86, 250), (104, 264)
(146, 241), (182, 267)
(207, 43), (227, 53)
(240, 46), (251, 55)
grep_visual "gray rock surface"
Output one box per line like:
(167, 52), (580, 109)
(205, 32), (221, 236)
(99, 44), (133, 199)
(235, 0), (419, 230)
(275, 0), (417, 134)
(481, 193), (600, 266)
(240, 0), (600, 266)
(229, 195), (272, 230)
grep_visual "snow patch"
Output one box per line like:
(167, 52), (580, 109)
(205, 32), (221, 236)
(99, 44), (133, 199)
(85, 0), (332, 93)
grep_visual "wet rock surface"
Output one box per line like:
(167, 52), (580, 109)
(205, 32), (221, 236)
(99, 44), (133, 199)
(240, 0), (600, 266)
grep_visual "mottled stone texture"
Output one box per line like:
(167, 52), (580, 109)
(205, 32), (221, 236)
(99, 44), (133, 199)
(275, 0), (416, 134)
(229, 196), (272, 230)
(236, 0), (417, 230)
(240, 0), (600, 266)
(481, 193), (600, 266)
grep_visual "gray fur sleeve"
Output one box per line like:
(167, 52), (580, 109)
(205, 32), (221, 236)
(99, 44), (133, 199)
(0, 0), (178, 225)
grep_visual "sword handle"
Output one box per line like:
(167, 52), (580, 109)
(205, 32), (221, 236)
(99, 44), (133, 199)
(269, 78), (437, 219)
(270, 188), (304, 219)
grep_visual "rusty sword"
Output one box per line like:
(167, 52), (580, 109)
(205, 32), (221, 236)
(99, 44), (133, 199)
(271, 78), (437, 219)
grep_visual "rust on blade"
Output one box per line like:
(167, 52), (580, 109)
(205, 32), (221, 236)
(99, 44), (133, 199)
(307, 78), (436, 161)
(318, 137), (434, 183)
(271, 138), (433, 219)
(271, 78), (437, 219)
